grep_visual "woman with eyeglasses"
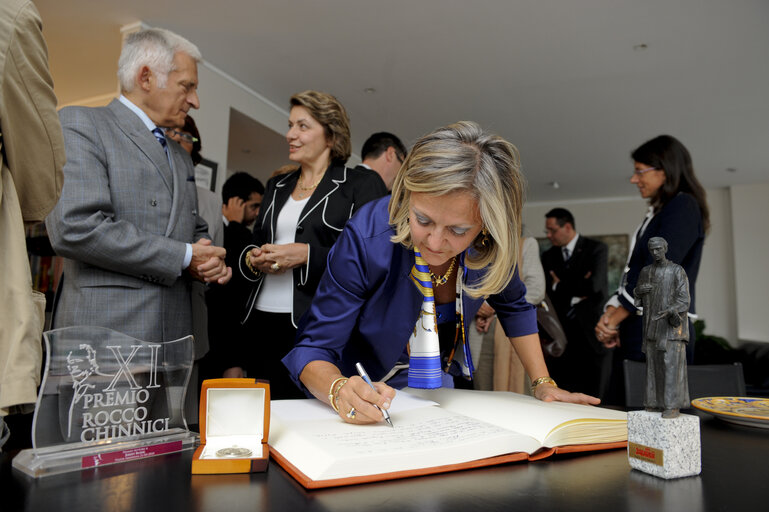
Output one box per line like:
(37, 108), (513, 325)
(238, 90), (387, 398)
(594, 135), (709, 404)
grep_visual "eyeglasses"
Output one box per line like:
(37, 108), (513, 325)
(632, 166), (657, 176)
(165, 129), (199, 144)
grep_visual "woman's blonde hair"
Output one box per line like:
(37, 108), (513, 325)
(388, 121), (525, 298)
(289, 90), (351, 164)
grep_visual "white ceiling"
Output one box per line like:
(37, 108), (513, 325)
(35, 0), (769, 203)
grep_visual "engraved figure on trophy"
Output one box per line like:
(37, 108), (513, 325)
(65, 344), (106, 439)
(57, 341), (163, 443)
(634, 237), (690, 419)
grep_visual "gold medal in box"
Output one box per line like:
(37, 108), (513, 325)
(192, 378), (270, 474)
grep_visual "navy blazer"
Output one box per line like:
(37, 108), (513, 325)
(243, 163), (387, 326)
(615, 193), (704, 359)
(283, 197), (537, 391)
(617, 192), (704, 315)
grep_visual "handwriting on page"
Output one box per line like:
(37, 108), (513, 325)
(313, 415), (509, 455)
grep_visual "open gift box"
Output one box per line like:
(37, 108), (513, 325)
(191, 378), (270, 474)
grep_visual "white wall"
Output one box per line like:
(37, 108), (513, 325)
(697, 188), (738, 343)
(730, 183), (769, 343)
(194, 62), (290, 193)
(523, 187), (743, 345)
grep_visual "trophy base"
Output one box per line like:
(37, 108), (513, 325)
(12, 428), (198, 478)
(627, 410), (701, 479)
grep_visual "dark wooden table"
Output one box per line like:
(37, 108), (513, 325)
(4, 411), (768, 512)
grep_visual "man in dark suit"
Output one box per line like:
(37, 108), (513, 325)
(355, 132), (407, 191)
(46, 28), (231, 344)
(541, 208), (610, 398)
(203, 172), (264, 380)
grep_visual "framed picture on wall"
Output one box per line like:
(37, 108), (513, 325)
(195, 158), (219, 192)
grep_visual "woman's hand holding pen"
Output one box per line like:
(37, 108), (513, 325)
(335, 377), (396, 425)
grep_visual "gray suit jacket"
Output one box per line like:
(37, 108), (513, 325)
(46, 99), (208, 343)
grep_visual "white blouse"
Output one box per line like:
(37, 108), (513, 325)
(255, 196), (310, 313)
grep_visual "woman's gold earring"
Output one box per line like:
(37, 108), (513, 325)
(480, 229), (490, 247)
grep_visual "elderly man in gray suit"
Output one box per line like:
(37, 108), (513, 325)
(46, 28), (231, 344)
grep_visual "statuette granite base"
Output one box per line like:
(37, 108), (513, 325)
(627, 410), (701, 479)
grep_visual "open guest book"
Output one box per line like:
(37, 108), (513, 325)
(269, 388), (627, 489)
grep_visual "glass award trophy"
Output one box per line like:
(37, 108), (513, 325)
(13, 326), (198, 477)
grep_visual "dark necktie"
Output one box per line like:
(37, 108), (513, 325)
(152, 128), (169, 158)
(562, 247), (570, 261)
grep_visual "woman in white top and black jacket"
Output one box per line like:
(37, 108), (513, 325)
(235, 90), (387, 398)
(594, 134), (709, 405)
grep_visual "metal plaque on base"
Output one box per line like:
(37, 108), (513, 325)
(13, 326), (198, 477)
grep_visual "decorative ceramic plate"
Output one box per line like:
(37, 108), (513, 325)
(691, 397), (769, 428)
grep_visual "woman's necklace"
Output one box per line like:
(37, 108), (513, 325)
(296, 173), (324, 199)
(429, 257), (457, 287)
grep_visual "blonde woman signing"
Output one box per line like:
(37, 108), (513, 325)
(282, 121), (599, 424)
(237, 91), (387, 398)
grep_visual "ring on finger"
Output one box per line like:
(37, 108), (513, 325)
(271, 262), (280, 271)
(346, 407), (356, 419)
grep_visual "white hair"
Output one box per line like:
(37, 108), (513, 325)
(117, 28), (202, 92)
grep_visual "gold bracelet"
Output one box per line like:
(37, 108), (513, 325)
(531, 376), (557, 390)
(328, 377), (348, 413)
(244, 250), (260, 277)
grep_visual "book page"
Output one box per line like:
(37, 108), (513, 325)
(270, 403), (541, 481)
(406, 388), (627, 447)
(270, 391), (436, 422)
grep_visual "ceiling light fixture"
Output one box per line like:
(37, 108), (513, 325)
(364, 87), (376, 94)
(549, 181), (560, 189)
(633, 43), (648, 51)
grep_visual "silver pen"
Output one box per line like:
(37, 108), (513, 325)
(355, 362), (394, 428)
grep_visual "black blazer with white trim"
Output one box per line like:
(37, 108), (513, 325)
(244, 162), (387, 326)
